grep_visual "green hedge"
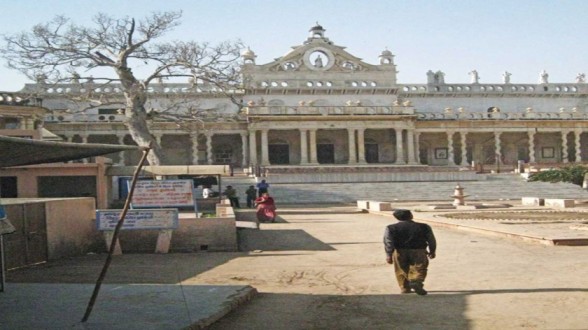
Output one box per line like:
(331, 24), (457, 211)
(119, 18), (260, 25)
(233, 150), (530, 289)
(527, 165), (588, 186)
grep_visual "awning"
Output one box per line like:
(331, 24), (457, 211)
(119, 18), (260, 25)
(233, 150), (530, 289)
(0, 135), (142, 168)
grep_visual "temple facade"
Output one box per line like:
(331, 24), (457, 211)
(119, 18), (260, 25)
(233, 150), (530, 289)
(19, 24), (588, 173)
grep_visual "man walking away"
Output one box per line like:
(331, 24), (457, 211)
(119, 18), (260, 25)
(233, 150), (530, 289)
(383, 209), (436, 295)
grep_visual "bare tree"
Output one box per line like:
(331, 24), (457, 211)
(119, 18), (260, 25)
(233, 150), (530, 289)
(1, 11), (243, 165)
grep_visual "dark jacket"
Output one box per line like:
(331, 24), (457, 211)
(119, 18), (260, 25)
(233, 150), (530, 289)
(384, 220), (436, 257)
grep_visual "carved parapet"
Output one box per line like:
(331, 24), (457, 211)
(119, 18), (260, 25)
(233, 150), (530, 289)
(245, 105), (415, 116)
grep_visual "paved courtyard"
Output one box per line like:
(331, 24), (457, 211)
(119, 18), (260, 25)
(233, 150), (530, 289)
(3, 204), (587, 329)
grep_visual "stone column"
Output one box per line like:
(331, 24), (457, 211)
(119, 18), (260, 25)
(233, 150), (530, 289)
(446, 131), (455, 166)
(81, 134), (89, 163)
(190, 132), (199, 165)
(117, 134), (126, 165)
(460, 132), (468, 166)
(414, 132), (421, 164)
(494, 131), (502, 166)
(528, 131), (536, 163)
(260, 129), (270, 166)
(575, 130), (583, 162)
(241, 132), (248, 168)
(406, 129), (417, 165)
(357, 128), (366, 164)
(300, 129), (309, 165)
(205, 132), (213, 165)
(309, 129), (318, 164)
(395, 128), (405, 164)
(347, 128), (357, 164)
(561, 131), (569, 163)
(249, 130), (257, 165)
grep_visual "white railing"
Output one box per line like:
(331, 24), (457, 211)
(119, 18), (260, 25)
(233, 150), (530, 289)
(245, 106), (415, 116)
(417, 111), (588, 120)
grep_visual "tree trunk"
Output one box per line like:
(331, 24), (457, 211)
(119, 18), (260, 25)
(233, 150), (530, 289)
(124, 102), (163, 166)
(118, 68), (163, 165)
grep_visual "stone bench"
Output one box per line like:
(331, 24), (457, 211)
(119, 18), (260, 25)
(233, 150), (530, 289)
(357, 200), (369, 210)
(544, 199), (575, 208)
(369, 201), (393, 212)
(521, 197), (544, 206)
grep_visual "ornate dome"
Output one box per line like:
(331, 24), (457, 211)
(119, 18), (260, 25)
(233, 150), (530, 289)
(309, 22), (324, 32)
(308, 22), (326, 39)
(241, 47), (257, 64)
(241, 47), (256, 58)
(380, 49), (393, 57)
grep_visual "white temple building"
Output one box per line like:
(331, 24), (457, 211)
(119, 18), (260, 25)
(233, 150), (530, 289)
(15, 24), (588, 181)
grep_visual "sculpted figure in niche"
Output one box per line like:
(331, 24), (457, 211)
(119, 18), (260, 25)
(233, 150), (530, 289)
(502, 71), (511, 84)
(539, 70), (549, 84)
(314, 55), (324, 68)
(469, 70), (480, 84)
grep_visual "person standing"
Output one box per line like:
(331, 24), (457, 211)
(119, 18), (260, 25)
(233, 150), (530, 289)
(383, 209), (436, 295)
(245, 185), (257, 208)
(256, 179), (270, 197)
(222, 185), (240, 208)
(254, 192), (276, 222)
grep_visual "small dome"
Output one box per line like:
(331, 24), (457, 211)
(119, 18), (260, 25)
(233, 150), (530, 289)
(380, 49), (393, 57)
(309, 23), (324, 32)
(308, 22), (326, 39)
(241, 47), (256, 58)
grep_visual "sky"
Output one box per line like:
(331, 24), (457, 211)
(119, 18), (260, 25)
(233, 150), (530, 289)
(0, 0), (587, 91)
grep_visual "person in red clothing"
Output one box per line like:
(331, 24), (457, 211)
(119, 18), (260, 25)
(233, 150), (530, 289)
(384, 209), (437, 295)
(254, 192), (276, 222)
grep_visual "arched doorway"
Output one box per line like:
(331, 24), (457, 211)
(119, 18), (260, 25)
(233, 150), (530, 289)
(365, 138), (379, 163)
(317, 138), (335, 164)
(269, 139), (290, 164)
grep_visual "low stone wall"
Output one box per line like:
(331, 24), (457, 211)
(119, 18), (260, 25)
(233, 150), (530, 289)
(2, 197), (99, 268)
(544, 199), (575, 208)
(114, 213), (237, 253)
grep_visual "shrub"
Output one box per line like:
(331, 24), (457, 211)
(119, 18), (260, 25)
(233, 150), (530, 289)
(527, 165), (588, 186)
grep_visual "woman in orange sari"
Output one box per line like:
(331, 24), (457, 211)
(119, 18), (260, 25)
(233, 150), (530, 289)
(254, 192), (276, 222)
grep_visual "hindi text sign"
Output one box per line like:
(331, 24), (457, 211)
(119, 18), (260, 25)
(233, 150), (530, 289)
(131, 180), (194, 208)
(96, 209), (179, 231)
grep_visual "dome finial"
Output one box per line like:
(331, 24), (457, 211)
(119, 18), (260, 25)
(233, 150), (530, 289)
(309, 22), (326, 38)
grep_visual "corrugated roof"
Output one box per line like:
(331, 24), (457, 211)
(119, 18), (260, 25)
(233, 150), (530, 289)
(0, 135), (141, 167)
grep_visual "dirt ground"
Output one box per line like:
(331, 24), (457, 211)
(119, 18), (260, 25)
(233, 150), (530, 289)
(205, 206), (588, 329)
(7, 206), (588, 329)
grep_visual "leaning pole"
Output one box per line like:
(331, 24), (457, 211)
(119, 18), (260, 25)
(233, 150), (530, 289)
(81, 147), (151, 323)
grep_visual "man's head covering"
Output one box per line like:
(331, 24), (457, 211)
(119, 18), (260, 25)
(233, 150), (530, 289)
(393, 209), (413, 221)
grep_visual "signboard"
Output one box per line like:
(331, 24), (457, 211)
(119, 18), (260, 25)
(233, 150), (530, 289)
(96, 209), (179, 231)
(130, 180), (194, 208)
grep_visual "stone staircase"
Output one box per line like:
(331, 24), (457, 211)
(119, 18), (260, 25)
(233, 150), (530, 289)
(221, 173), (588, 205)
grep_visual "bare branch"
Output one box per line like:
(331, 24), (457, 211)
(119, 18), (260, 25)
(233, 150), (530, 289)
(1, 10), (243, 166)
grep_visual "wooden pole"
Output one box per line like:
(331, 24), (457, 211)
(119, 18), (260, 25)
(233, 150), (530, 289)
(81, 147), (150, 323)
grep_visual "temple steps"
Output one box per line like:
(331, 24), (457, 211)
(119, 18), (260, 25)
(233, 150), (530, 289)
(221, 173), (588, 204)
